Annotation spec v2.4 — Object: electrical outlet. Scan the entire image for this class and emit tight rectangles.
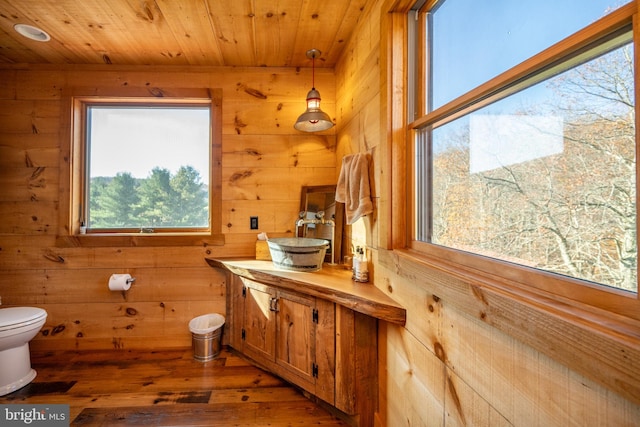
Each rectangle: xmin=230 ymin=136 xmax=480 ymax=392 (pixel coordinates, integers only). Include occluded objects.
xmin=250 ymin=216 xmax=259 ymax=230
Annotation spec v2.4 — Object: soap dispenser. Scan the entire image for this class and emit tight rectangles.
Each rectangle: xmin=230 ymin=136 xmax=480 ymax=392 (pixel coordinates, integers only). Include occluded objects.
xmin=352 ymin=246 xmax=369 ymax=283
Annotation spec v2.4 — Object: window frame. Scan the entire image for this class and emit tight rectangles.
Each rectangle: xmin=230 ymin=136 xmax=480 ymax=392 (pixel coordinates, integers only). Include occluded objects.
xmin=57 ymin=86 xmax=224 ymax=247
xmin=383 ymin=0 xmax=640 ymax=405
xmin=408 ymin=1 xmax=640 ymax=322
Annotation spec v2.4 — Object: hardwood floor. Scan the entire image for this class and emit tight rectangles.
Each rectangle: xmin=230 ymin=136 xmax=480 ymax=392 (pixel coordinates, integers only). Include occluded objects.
xmin=0 ymin=347 xmax=349 ymax=426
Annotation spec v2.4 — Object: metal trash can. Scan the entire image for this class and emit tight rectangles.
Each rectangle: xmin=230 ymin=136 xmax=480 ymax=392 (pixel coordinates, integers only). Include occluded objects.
xmin=189 ymin=313 xmax=225 ymax=362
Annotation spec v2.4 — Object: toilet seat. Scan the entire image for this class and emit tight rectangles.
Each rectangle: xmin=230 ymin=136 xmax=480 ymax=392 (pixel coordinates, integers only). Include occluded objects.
xmin=0 ymin=307 xmax=47 ymax=332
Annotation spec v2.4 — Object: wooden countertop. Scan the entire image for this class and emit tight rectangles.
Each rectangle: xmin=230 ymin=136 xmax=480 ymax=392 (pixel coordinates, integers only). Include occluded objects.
xmin=206 ymin=258 xmax=406 ymax=325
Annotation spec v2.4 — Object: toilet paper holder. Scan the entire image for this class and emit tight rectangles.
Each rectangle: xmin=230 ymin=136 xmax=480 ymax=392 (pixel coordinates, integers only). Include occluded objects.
xmin=108 ymin=274 xmax=136 ymax=291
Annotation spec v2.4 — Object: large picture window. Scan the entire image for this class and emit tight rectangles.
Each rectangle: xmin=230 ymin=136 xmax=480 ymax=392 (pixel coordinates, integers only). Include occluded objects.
xmin=412 ymin=1 xmax=638 ymax=306
xmin=85 ymin=105 xmax=211 ymax=232
xmin=58 ymin=87 xmax=224 ymax=247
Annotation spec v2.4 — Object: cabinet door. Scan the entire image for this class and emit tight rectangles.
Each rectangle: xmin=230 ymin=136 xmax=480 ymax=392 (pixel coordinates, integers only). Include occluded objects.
xmin=275 ymin=289 xmax=316 ymax=384
xmin=242 ymin=279 xmax=277 ymax=362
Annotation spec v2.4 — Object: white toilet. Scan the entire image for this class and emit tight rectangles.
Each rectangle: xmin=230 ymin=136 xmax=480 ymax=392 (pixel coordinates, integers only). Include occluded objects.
xmin=0 ymin=307 xmax=47 ymax=396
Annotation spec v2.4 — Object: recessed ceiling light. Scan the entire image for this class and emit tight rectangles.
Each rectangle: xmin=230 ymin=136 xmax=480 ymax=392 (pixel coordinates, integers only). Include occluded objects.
xmin=14 ymin=24 xmax=51 ymax=42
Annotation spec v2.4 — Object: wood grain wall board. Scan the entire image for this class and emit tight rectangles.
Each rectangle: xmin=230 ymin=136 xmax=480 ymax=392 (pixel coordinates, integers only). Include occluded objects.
xmin=0 ymin=267 xmax=226 ymax=304
xmin=335 ymin=48 xmax=380 ymax=127
xmin=222 ymin=200 xmax=300 ymax=234
xmin=0 ymin=167 xmax=59 ymax=202
xmin=0 ymin=235 xmax=57 ymax=248
xmin=0 ymin=201 xmax=58 ymax=234
xmin=0 ymin=145 xmax=61 ymax=170
xmin=0 ymin=246 xmax=229 ymax=269
xmin=223 ymin=135 xmax=297 ymax=168
xmin=384 ymin=325 xmax=446 ymax=427
xmin=222 ymin=134 xmax=336 ymax=168
xmin=222 ymin=100 xmax=336 ymax=136
xmin=444 ymin=371 xmax=512 ymax=427
xmin=291 ymin=138 xmax=338 ymax=167
xmin=31 ymin=300 xmax=226 ymax=348
xmin=13 ymin=71 xmax=65 ymax=100
xmin=223 ymin=70 xmax=335 ymax=103
xmin=0 ymin=101 xmax=61 ymax=134
xmin=39 ymin=67 xmax=334 ymax=103
xmin=0 ymin=132 xmax=60 ymax=151
xmin=6 ymin=66 xmax=335 ymax=103
xmin=0 ymin=69 xmax=16 ymax=98
xmin=222 ymin=166 xmax=337 ymax=201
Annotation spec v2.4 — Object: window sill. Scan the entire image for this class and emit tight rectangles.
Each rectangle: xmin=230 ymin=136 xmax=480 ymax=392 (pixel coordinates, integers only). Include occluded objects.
xmin=56 ymin=233 xmax=225 ymax=247
xmin=379 ymin=248 xmax=640 ymax=406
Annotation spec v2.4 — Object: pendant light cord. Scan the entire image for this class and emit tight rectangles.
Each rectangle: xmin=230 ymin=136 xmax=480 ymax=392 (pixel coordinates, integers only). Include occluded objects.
xmin=312 ymin=53 xmax=316 ymax=89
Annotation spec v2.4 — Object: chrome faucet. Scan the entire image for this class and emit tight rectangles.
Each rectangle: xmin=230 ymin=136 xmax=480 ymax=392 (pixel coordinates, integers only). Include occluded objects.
xmin=296 ymin=211 xmax=337 ymax=265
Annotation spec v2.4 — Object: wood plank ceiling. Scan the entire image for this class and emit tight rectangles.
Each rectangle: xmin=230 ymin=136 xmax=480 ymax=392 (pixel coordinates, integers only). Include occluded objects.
xmin=0 ymin=0 xmax=370 ymax=68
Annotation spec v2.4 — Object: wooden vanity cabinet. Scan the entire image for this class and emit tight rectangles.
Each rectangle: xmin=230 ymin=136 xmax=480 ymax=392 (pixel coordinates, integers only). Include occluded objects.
xmin=228 ymin=275 xmax=337 ymax=405
xmin=210 ymin=258 xmax=406 ymax=427
xmin=227 ymin=274 xmax=377 ymax=423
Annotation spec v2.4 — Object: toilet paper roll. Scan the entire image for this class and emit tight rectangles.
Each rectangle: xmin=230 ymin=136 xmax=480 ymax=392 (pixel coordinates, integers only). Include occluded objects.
xmin=109 ymin=274 xmax=132 ymax=291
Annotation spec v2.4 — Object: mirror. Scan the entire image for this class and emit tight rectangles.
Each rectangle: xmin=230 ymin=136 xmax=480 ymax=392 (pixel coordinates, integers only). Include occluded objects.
xmin=298 ymin=185 xmax=344 ymax=264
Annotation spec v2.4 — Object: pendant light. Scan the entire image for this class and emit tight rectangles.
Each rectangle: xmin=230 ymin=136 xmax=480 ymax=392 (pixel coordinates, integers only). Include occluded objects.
xmin=294 ymin=49 xmax=334 ymax=132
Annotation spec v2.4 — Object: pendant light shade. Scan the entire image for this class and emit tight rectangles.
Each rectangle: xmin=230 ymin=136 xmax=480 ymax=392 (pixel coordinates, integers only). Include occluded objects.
xmin=294 ymin=49 xmax=334 ymax=132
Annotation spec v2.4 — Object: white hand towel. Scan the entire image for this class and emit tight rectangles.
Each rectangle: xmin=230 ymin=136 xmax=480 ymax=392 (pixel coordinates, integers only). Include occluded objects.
xmin=335 ymin=153 xmax=373 ymax=224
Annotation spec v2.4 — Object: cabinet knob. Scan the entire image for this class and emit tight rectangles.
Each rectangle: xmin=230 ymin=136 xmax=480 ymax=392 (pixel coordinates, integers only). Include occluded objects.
xmin=269 ymin=297 xmax=279 ymax=312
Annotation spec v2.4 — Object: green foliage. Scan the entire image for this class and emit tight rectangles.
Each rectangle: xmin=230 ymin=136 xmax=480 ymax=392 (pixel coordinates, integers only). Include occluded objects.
xmin=89 ymin=166 xmax=208 ymax=229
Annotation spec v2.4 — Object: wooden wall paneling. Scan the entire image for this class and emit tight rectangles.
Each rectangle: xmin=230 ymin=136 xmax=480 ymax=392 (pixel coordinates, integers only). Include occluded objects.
xmin=0 ymin=267 xmax=225 ymax=305
xmin=1 ymin=246 xmax=213 ymax=269
xmin=223 ymin=134 xmax=295 ymax=168
xmin=0 ymin=143 xmax=60 ymax=173
xmin=375 ymin=255 xmax=640 ymax=425
xmin=0 ymin=132 xmax=60 ymax=155
xmin=0 ymin=65 xmax=338 ymax=352
xmin=14 ymin=70 xmax=64 ymax=100
xmin=222 ymin=166 xmax=337 ymax=201
xmin=220 ymin=68 xmax=335 ymax=103
xmin=0 ymin=167 xmax=59 ymax=202
xmin=222 ymin=99 xmax=336 ymax=136
xmin=0 ymin=201 xmax=58 ymax=234
xmin=0 ymin=100 xmax=61 ymax=134
xmin=0 ymin=69 xmax=16 ymax=98
xmin=65 ymin=70 xmax=213 ymax=93
xmin=30 ymin=298 xmax=226 ymax=351
xmin=384 ymin=324 xmax=446 ymax=427
xmin=222 ymin=200 xmax=300 ymax=235
xmin=444 ymin=371 xmax=512 ymax=427
xmin=290 ymin=137 xmax=337 ymax=167
xmin=45 ymin=67 xmax=331 ymax=100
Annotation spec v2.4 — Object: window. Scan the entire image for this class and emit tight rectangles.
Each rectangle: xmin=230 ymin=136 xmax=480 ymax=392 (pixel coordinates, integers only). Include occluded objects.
xmin=411 ymin=1 xmax=638 ymax=315
xmin=86 ymin=105 xmax=210 ymax=232
xmin=59 ymin=87 xmax=223 ymax=246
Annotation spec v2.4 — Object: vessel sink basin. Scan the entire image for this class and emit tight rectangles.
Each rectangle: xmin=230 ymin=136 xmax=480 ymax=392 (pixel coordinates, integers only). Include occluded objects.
xmin=267 ymin=237 xmax=330 ymax=272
